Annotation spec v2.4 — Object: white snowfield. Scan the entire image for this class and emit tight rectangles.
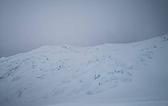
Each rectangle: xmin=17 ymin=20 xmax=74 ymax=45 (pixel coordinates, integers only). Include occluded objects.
xmin=0 ymin=35 xmax=168 ymax=106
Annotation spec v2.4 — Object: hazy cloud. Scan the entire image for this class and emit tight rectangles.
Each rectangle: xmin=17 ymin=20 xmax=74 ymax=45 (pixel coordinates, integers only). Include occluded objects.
xmin=0 ymin=0 xmax=168 ymax=57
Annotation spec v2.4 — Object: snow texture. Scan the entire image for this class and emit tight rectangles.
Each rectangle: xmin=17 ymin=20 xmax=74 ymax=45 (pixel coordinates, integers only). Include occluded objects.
xmin=0 ymin=35 xmax=168 ymax=106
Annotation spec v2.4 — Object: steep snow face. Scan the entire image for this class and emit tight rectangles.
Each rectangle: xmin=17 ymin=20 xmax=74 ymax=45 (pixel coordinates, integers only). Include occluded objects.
xmin=0 ymin=35 xmax=168 ymax=106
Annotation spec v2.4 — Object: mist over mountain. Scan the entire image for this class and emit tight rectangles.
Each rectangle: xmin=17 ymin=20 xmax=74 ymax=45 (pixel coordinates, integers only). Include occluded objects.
xmin=0 ymin=0 xmax=168 ymax=58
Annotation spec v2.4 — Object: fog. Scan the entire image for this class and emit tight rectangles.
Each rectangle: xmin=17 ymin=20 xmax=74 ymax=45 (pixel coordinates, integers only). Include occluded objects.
xmin=0 ymin=0 xmax=168 ymax=57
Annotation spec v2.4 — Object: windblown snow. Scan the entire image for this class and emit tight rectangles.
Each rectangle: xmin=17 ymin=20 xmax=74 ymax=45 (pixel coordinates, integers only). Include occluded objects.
xmin=0 ymin=35 xmax=168 ymax=106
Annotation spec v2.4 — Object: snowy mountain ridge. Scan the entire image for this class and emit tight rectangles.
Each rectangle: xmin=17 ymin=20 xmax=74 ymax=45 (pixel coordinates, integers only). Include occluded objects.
xmin=0 ymin=35 xmax=168 ymax=106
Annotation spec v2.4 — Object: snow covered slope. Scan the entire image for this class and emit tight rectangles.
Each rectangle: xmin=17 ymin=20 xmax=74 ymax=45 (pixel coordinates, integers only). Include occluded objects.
xmin=0 ymin=35 xmax=168 ymax=106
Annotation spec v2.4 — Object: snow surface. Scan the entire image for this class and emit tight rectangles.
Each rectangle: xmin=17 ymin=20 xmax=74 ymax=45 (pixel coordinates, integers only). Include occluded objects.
xmin=0 ymin=35 xmax=168 ymax=106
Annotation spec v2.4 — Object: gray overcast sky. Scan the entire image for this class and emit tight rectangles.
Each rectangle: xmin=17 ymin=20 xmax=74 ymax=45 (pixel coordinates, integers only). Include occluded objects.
xmin=0 ymin=0 xmax=168 ymax=57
